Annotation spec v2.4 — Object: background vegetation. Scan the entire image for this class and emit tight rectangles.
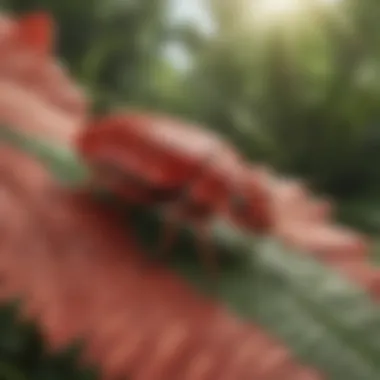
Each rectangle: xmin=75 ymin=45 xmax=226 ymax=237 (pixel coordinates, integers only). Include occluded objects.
xmin=5 ymin=0 xmax=380 ymax=196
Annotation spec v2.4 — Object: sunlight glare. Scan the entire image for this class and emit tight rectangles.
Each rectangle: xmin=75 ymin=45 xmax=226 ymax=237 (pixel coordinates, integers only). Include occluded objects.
xmin=253 ymin=0 xmax=341 ymax=23
xmin=255 ymin=0 xmax=303 ymax=18
xmin=320 ymin=0 xmax=341 ymax=4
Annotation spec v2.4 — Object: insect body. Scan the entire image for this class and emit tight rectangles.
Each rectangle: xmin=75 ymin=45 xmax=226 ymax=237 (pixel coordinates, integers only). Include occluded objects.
xmin=76 ymin=112 xmax=274 ymax=274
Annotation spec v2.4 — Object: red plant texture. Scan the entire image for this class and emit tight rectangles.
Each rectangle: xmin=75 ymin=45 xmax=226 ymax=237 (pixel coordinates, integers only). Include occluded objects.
xmin=0 ymin=144 xmax=324 ymax=380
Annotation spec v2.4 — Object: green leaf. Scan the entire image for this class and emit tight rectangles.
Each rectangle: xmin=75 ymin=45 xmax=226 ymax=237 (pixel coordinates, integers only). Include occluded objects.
xmin=0 ymin=127 xmax=88 ymax=185
xmin=173 ymin=234 xmax=380 ymax=379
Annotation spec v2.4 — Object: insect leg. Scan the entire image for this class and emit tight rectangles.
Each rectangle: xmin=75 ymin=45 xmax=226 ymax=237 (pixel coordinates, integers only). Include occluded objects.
xmin=156 ymin=204 xmax=218 ymax=279
xmin=155 ymin=204 xmax=184 ymax=260
xmin=192 ymin=218 xmax=218 ymax=279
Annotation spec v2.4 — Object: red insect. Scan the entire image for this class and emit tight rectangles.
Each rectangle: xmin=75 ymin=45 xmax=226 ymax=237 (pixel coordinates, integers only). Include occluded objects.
xmin=75 ymin=111 xmax=274 ymax=274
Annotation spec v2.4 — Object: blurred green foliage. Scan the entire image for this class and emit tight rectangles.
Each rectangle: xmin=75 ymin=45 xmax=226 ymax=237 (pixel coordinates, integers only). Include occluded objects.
xmin=182 ymin=0 xmax=380 ymax=200
xmin=0 ymin=300 xmax=97 ymax=380
xmin=4 ymin=0 xmax=380 ymax=200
